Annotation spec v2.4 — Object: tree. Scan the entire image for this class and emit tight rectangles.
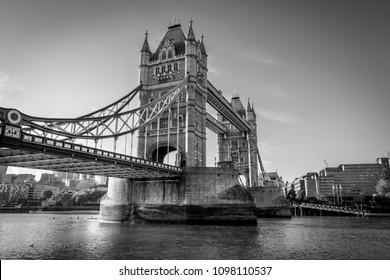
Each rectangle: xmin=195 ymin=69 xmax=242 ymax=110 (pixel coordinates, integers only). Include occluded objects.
xmin=49 ymin=194 xmax=62 ymax=206
xmin=89 ymin=190 xmax=106 ymax=202
xmin=61 ymin=193 xmax=73 ymax=206
xmin=375 ymin=179 xmax=390 ymax=196
xmin=75 ymin=192 xmax=89 ymax=205
xmin=286 ymin=188 xmax=296 ymax=201
xmin=41 ymin=189 xmax=53 ymax=199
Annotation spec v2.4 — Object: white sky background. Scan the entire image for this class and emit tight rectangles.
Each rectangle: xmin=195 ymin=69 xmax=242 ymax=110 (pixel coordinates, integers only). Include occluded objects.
xmin=1 ymin=0 xmax=390 ymax=183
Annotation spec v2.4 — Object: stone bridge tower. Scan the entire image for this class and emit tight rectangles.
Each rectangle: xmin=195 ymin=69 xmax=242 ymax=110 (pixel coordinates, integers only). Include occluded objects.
xmin=217 ymin=95 xmax=259 ymax=186
xmin=137 ymin=17 xmax=208 ymax=167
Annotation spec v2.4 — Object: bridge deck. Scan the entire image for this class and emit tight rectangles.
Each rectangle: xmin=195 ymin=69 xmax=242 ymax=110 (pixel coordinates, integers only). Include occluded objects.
xmin=0 ymin=125 xmax=182 ymax=179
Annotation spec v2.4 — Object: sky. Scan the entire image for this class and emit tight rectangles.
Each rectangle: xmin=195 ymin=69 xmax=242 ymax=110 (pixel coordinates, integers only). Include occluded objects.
xmin=1 ymin=0 xmax=390 ymax=183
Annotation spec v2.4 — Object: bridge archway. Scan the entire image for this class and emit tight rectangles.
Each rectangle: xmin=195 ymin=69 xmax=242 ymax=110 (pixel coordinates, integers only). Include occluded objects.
xmin=147 ymin=142 xmax=182 ymax=166
xmin=163 ymin=150 xmax=181 ymax=165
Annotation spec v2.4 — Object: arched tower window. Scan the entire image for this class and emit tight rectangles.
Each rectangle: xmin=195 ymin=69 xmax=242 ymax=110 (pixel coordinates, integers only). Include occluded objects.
xmin=162 ymin=51 xmax=166 ymax=60
xmin=168 ymin=49 xmax=172 ymax=59
xmin=179 ymin=114 xmax=184 ymax=127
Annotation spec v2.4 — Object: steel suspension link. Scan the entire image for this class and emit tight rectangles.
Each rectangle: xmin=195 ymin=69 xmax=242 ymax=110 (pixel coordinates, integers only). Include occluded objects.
xmin=6 ymin=77 xmax=188 ymax=142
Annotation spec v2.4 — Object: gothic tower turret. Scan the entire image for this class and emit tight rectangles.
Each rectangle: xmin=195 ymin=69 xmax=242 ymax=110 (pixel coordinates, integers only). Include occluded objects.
xmin=199 ymin=34 xmax=208 ymax=82
xmin=246 ymin=99 xmax=258 ymax=186
xmin=139 ymin=31 xmax=151 ymax=84
xmin=246 ymin=99 xmax=257 ymax=132
xmin=185 ymin=19 xmax=197 ymax=76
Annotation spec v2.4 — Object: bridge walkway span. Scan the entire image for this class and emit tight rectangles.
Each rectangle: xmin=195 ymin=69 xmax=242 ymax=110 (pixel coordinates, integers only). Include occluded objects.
xmin=0 ymin=128 xmax=182 ymax=179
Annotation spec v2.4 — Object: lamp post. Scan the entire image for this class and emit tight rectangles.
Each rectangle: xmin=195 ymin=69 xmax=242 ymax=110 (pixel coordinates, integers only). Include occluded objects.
xmin=332 ymin=185 xmax=336 ymax=205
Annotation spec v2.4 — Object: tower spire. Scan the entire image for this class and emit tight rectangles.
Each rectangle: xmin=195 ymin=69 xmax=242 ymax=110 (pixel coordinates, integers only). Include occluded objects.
xmin=169 ymin=14 xmax=181 ymax=27
xmin=141 ymin=30 xmax=151 ymax=53
xmin=200 ymin=33 xmax=207 ymax=55
xmin=187 ymin=18 xmax=196 ymax=41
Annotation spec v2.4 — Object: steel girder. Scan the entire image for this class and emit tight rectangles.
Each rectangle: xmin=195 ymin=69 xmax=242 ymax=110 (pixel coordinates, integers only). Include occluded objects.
xmin=206 ymin=80 xmax=251 ymax=132
xmin=0 ymin=77 xmax=188 ymax=141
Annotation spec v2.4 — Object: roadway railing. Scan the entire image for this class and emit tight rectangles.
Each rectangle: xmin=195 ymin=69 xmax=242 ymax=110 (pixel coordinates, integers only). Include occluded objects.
xmin=0 ymin=123 xmax=182 ymax=173
xmin=21 ymin=132 xmax=182 ymax=171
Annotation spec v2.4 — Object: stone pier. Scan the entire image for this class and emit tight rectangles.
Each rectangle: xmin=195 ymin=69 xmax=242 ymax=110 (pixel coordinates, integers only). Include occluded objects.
xmin=99 ymin=177 xmax=133 ymax=223
xmin=249 ymin=186 xmax=292 ymax=218
xmin=99 ymin=167 xmax=257 ymax=225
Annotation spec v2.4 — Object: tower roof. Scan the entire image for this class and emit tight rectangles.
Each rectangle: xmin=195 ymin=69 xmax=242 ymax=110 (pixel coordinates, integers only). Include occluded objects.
xmin=200 ymin=34 xmax=207 ymax=55
xmin=169 ymin=14 xmax=181 ymax=28
xmin=150 ymin=19 xmax=186 ymax=61
xmin=231 ymin=93 xmax=246 ymax=117
xmin=247 ymin=98 xmax=252 ymax=112
xmin=187 ymin=18 xmax=196 ymax=41
xmin=140 ymin=31 xmax=151 ymax=54
xmin=246 ymin=98 xmax=256 ymax=117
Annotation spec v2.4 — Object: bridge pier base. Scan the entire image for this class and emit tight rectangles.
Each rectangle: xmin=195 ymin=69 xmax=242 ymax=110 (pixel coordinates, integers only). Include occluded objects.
xmin=99 ymin=167 xmax=258 ymax=225
xmin=99 ymin=177 xmax=133 ymax=223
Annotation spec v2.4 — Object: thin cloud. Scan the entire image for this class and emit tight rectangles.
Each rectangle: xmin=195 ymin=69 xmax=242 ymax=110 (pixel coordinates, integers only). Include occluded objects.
xmin=239 ymin=53 xmax=280 ymax=66
xmin=257 ymin=108 xmax=300 ymax=124
xmin=258 ymin=142 xmax=285 ymax=158
xmin=261 ymin=84 xmax=286 ymax=98
xmin=0 ymin=71 xmax=24 ymax=92
xmin=250 ymin=56 xmax=280 ymax=66
xmin=207 ymin=55 xmax=227 ymax=77
xmin=208 ymin=66 xmax=226 ymax=77
xmin=257 ymin=142 xmax=286 ymax=173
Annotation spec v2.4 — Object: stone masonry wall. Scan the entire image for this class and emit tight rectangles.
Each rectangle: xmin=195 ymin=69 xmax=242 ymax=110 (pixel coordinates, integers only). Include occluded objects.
xmin=182 ymin=167 xmax=249 ymax=205
xmin=128 ymin=178 xmax=183 ymax=205
xmin=126 ymin=167 xmax=253 ymax=206
xmin=100 ymin=167 xmax=257 ymax=224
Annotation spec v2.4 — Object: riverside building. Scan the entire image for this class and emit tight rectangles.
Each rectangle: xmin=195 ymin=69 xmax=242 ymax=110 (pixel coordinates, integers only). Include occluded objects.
xmin=317 ymin=157 xmax=389 ymax=202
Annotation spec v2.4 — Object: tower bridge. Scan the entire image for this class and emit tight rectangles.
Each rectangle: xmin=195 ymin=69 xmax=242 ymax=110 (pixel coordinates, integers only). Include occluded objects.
xmin=0 ymin=17 xmax=269 ymax=225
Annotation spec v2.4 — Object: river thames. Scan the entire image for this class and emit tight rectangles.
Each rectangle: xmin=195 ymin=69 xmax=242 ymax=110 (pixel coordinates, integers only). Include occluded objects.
xmin=1 ymin=213 xmax=389 ymax=260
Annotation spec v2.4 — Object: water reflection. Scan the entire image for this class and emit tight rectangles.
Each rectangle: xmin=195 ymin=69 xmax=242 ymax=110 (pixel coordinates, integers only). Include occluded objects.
xmin=1 ymin=214 xmax=390 ymax=259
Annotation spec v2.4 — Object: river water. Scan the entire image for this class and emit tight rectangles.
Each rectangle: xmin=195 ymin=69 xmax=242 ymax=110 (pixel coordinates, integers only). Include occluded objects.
xmin=1 ymin=213 xmax=389 ymax=260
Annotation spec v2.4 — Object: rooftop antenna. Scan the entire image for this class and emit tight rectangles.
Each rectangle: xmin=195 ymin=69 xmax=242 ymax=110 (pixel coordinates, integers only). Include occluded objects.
xmin=324 ymin=160 xmax=329 ymax=167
